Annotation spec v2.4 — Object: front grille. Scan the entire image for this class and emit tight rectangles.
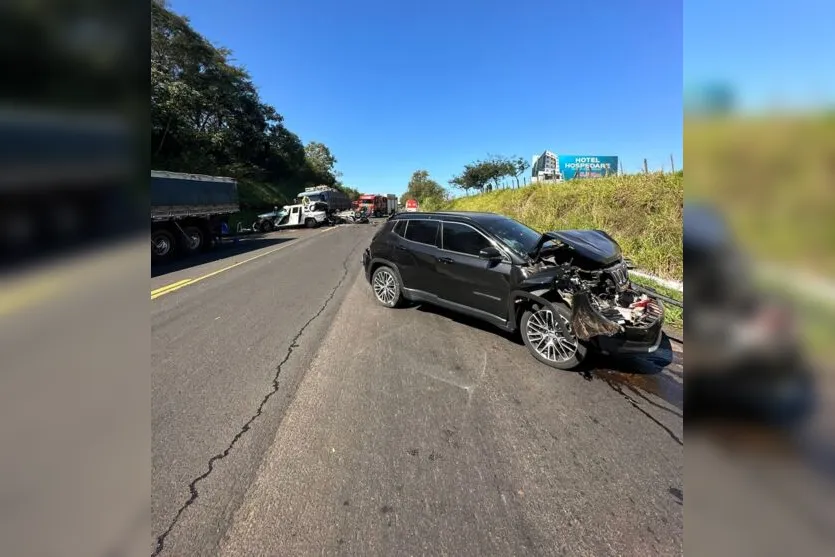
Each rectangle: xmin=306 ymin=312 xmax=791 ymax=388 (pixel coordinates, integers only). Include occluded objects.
xmin=606 ymin=262 xmax=629 ymax=290
xmin=634 ymin=300 xmax=664 ymax=327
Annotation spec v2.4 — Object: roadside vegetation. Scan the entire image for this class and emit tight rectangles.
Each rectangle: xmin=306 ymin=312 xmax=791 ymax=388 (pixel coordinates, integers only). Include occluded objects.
xmin=687 ymin=113 xmax=835 ymax=362
xmin=435 ymin=171 xmax=684 ymax=281
xmin=152 ymin=1 xmax=358 ymax=215
xmin=686 ymin=114 xmax=835 ymax=276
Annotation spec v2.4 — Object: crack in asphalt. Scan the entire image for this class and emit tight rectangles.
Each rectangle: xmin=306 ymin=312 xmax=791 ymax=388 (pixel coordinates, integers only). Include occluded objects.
xmin=152 ymin=237 xmax=362 ymax=557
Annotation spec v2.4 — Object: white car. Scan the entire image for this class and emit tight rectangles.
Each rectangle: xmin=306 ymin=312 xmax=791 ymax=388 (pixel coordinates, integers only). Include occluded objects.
xmin=254 ymin=201 xmax=329 ymax=231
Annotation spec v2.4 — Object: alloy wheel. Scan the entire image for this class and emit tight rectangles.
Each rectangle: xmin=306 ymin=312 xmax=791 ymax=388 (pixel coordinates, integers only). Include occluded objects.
xmin=372 ymin=270 xmax=397 ymax=305
xmin=525 ymin=308 xmax=578 ymax=363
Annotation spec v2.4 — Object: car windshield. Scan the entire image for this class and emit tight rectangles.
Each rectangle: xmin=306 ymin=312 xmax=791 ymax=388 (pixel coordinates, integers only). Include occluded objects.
xmin=480 ymin=216 xmax=541 ymax=257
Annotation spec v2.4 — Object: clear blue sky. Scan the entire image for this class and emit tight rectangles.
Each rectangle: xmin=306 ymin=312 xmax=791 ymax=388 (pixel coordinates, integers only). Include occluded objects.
xmin=169 ymin=0 xmax=682 ymax=196
xmin=685 ymin=0 xmax=835 ymax=111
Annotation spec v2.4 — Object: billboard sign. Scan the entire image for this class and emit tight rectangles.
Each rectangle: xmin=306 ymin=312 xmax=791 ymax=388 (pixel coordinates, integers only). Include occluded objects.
xmin=405 ymin=199 xmax=419 ymax=212
xmin=558 ymin=155 xmax=619 ymax=180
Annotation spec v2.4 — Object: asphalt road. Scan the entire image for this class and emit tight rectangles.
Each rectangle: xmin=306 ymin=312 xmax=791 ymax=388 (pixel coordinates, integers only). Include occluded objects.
xmin=151 ymin=222 xmax=684 ymax=556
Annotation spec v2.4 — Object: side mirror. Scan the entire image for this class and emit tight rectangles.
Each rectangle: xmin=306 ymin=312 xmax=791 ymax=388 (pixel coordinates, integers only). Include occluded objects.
xmin=623 ymin=258 xmax=636 ymax=270
xmin=479 ymin=246 xmax=502 ymax=260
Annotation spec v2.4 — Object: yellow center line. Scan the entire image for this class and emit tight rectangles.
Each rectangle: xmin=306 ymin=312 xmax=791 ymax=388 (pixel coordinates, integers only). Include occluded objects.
xmin=151 ymin=226 xmax=340 ymax=300
xmin=0 ymin=275 xmax=65 ymax=317
xmin=151 ymin=278 xmax=192 ymax=296
xmin=0 ymin=241 xmax=144 ymax=317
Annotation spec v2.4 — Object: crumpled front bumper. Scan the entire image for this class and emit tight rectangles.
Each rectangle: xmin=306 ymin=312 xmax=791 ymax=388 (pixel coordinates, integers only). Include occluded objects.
xmin=569 ymin=291 xmax=665 ymax=355
xmin=595 ymin=314 xmax=665 ymax=355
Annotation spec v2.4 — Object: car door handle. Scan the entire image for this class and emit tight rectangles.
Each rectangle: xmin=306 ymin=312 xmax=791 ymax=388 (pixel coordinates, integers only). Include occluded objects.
xmin=437 ymin=256 xmax=454 ymax=264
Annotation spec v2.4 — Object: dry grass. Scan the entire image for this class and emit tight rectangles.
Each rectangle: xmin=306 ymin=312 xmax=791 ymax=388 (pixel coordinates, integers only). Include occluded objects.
xmin=440 ymin=172 xmax=684 ymax=280
xmin=687 ymin=113 xmax=835 ymax=361
xmin=686 ymin=114 xmax=835 ymax=275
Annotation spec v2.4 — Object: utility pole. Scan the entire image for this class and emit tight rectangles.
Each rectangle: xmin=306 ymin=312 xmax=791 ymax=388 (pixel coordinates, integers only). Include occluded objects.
xmin=670 ymin=154 xmax=675 ymax=173
xmin=643 ymin=159 xmax=649 ymax=174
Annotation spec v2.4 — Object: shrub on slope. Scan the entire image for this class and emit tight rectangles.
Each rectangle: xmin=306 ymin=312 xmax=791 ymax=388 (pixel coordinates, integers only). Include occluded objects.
xmin=444 ymin=172 xmax=683 ymax=280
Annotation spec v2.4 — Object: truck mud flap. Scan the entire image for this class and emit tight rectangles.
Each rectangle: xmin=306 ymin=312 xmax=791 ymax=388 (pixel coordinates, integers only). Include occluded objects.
xmin=570 ymin=291 xmax=621 ymax=341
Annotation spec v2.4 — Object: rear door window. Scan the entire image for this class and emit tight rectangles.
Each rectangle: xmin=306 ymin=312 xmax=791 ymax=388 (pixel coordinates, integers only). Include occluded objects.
xmin=404 ymin=220 xmax=439 ymax=246
xmin=392 ymin=219 xmax=407 ymax=237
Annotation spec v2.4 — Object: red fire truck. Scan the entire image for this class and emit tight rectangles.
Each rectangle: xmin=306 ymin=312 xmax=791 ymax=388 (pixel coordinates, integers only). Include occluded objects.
xmin=355 ymin=194 xmax=388 ymax=217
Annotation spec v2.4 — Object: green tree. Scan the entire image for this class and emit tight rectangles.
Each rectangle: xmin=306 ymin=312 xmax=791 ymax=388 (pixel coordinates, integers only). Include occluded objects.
xmin=151 ymin=1 xmax=342 ymax=210
xmin=482 ymin=155 xmax=517 ymax=191
xmin=401 ymin=170 xmax=446 ymax=205
xmin=450 ymin=163 xmax=488 ymax=195
xmin=304 ymin=141 xmax=338 ymax=183
xmin=511 ymin=156 xmax=530 ymax=188
xmin=450 ymin=156 xmax=516 ymax=194
xmin=335 ymin=184 xmax=361 ymax=201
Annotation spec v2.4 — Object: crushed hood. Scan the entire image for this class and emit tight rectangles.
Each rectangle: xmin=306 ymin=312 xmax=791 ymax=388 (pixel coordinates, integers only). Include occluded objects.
xmin=532 ymin=230 xmax=623 ymax=266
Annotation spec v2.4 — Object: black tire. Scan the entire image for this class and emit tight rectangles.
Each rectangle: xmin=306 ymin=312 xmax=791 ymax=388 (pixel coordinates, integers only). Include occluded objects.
xmin=261 ymin=220 xmax=274 ymax=232
xmin=305 ymin=218 xmax=318 ymax=228
xmin=151 ymin=229 xmax=176 ymax=263
xmin=520 ymin=303 xmax=587 ymax=370
xmin=370 ymin=265 xmax=403 ymax=308
xmin=180 ymin=225 xmax=205 ymax=255
xmin=252 ymin=220 xmax=262 ymax=233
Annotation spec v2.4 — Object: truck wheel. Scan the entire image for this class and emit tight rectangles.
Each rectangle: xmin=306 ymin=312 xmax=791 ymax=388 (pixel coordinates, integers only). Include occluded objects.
xmin=261 ymin=220 xmax=274 ymax=232
xmin=305 ymin=218 xmax=318 ymax=228
xmin=152 ymin=229 xmax=176 ymax=263
xmin=180 ymin=225 xmax=205 ymax=254
xmin=520 ymin=303 xmax=587 ymax=371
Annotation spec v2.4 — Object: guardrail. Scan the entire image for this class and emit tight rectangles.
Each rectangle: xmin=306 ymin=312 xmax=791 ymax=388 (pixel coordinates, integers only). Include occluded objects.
xmin=628 ymin=269 xmax=683 ymax=292
xmin=630 ymin=283 xmax=683 ymax=308
xmin=622 ymin=262 xmax=683 ymax=309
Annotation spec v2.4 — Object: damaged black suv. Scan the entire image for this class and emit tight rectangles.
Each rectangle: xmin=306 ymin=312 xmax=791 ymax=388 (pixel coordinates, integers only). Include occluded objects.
xmin=362 ymin=211 xmax=665 ymax=370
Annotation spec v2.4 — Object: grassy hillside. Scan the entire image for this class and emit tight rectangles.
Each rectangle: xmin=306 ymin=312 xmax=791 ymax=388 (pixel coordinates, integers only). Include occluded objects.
xmin=438 ymin=172 xmax=683 ymax=280
xmin=686 ymin=114 xmax=835 ymax=360
xmin=686 ymin=114 xmax=835 ymax=275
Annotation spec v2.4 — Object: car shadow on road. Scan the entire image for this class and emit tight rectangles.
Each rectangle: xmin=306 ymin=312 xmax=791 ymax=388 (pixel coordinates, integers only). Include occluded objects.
xmin=412 ymin=303 xmax=525 ymax=345
xmin=151 ymin=236 xmax=296 ymax=278
xmin=412 ymin=302 xmax=683 ymax=415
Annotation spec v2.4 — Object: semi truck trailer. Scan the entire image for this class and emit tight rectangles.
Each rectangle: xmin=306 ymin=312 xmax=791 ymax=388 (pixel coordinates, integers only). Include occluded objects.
xmin=296 ymin=185 xmax=352 ymax=211
xmin=0 ymin=107 xmax=137 ymax=266
xmin=386 ymin=194 xmax=397 ymax=215
xmin=151 ymin=170 xmax=239 ymax=263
